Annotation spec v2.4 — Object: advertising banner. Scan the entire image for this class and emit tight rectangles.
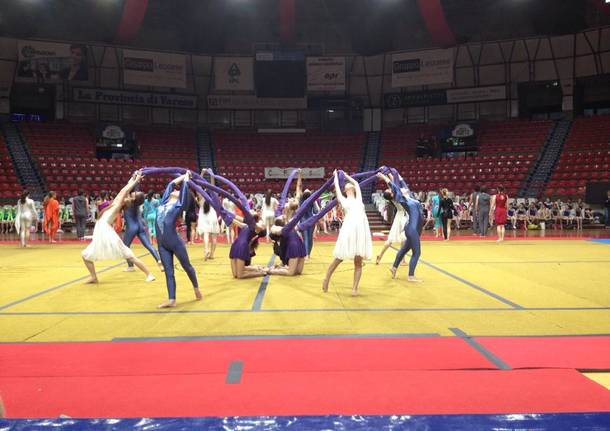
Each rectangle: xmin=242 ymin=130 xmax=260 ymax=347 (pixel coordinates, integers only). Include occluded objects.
xmin=16 ymin=40 xmax=89 ymax=82
xmin=307 ymin=57 xmax=346 ymax=91
xmin=391 ymin=48 xmax=453 ymax=87
xmin=446 ymin=85 xmax=506 ymax=103
xmin=384 ymin=90 xmax=447 ymax=108
xmin=207 ymin=95 xmax=307 ymax=110
xmin=264 ymin=167 xmax=325 ymax=179
xmin=214 ymin=57 xmax=254 ymax=91
xmin=73 ymin=88 xmax=198 ymax=109
xmin=122 ymin=49 xmax=186 ymax=88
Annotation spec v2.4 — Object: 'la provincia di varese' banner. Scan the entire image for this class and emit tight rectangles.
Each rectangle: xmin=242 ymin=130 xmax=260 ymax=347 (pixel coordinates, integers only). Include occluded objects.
xmin=122 ymin=49 xmax=186 ymax=89
xmin=16 ymin=40 xmax=89 ymax=82
xmin=307 ymin=57 xmax=346 ymax=91
xmin=214 ymin=57 xmax=254 ymax=91
xmin=392 ymin=48 xmax=454 ymax=88
xmin=264 ymin=167 xmax=325 ymax=179
xmin=73 ymin=88 xmax=198 ymax=109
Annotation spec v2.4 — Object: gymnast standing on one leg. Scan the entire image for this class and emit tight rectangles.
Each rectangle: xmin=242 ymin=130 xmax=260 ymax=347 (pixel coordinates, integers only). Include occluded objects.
xmin=81 ymin=171 xmax=155 ymax=284
xmin=322 ymin=170 xmax=373 ymax=296
xmin=122 ymin=190 xmax=164 ymax=273
xmin=378 ymin=171 xmax=424 ymax=283
xmin=152 ymin=171 xmax=201 ymax=308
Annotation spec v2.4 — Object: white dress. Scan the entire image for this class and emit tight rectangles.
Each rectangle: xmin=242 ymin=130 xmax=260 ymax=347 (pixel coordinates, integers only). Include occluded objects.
xmin=333 ymin=194 xmax=372 ymax=260
xmin=197 ymin=204 xmax=220 ymax=235
xmin=15 ymin=198 xmax=37 ymax=234
xmin=388 ymin=200 xmax=408 ymax=243
xmin=262 ymin=197 xmax=278 ymax=221
xmin=82 ymin=206 xmax=135 ymax=261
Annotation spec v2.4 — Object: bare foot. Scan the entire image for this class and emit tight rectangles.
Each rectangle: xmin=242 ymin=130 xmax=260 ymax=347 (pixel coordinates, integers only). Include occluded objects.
xmin=145 ymin=274 xmax=156 ymax=282
xmin=158 ymin=300 xmax=176 ymax=308
xmin=389 ymin=267 xmax=397 ymax=279
xmin=85 ymin=277 xmax=98 ymax=284
xmin=375 ymin=255 xmax=381 ymax=265
xmin=204 ymin=252 xmax=210 ymax=261
xmin=194 ymin=288 xmax=202 ymax=301
xmin=322 ymin=278 xmax=330 ymax=292
xmin=123 ymin=267 xmax=136 ymax=272
xmin=157 ymin=261 xmax=165 ymax=272
xmin=351 ymin=289 xmax=359 ymax=297
xmin=407 ymin=276 xmax=423 ymax=283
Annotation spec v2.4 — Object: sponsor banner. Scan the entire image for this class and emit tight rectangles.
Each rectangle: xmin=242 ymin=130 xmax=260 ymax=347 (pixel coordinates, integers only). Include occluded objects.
xmin=446 ymin=85 xmax=506 ymax=104
xmin=265 ymin=167 xmax=325 ymax=180
xmin=384 ymin=90 xmax=447 ymax=109
xmin=73 ymin=88 xmax=198 ymax=109
xmin=207 ymin=95 xmax=307 ymax=110
xmin=391 ymin=49 xmax=453 ymax=88
xmin=307 ymin=57 xmax=346 ymax=91
xmin=122 ymin=49 xmax=186 ymax=88
xmin=16 ymin=40 xmax=89 ymax=82
xmin=214 ymin=57 xmax=254 ymax=91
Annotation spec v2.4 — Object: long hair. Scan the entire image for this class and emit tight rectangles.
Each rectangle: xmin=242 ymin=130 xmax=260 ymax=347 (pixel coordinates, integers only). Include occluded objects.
xmin=440 ymin=188 xmax=449 ymax=199
xmin=43 ymin=191 xmax=55 ymax=206
xmin=19 ymin=190 xmax=29 ymax=205
xmin=146 ymin=190 xmax=154 ymax=201
xmin=265 ymin=189 xmax=272 ymax=207
xmin=203 ymin=200 xmax=210 ymax=214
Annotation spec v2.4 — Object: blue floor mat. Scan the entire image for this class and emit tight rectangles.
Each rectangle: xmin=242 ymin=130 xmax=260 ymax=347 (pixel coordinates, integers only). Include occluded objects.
xmin=2 ymin=413 xmax=610 ymax=430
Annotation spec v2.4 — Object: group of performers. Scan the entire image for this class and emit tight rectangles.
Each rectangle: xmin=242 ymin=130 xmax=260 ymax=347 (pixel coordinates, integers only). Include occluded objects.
xmin=77 ymin=166 xmax=424 ymax=308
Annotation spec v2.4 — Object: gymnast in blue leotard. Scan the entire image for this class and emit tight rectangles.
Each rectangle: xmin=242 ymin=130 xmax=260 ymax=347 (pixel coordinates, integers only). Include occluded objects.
xmin=377 ymin=170 xmax=424 ymax=282
xmin=154 ymin=171 xmax=200 ymax=308
xmin=122 ymin=191 xmax=163 ymax=272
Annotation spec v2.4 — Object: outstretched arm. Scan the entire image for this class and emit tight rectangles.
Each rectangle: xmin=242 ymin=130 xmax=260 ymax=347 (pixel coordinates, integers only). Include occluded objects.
xmin=114 ymin=171 xmax=142 ymax=206
xmin=295 ymin=169 xmax=303 ymax=201
xmin=343 ymin=172 xmax=362 ymax=201
xmin=276 ymin=169 xmax=299 ymax=217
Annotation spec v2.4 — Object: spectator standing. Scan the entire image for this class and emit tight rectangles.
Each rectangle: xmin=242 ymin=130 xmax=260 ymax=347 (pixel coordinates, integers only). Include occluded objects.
xmin=72 ymin=189 xmax=89 ymax=240
xmin=476 ymin=186 xmax=491 ymax=237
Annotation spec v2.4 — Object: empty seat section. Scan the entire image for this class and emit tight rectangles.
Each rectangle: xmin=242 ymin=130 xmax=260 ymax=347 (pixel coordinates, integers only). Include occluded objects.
xmin=546 ymin=115 xmax=610 ymax=198
xmin=0 ymin=135 xmax=20 ymax=199
xmin=213 ymin=131 xmax=365 ymax=193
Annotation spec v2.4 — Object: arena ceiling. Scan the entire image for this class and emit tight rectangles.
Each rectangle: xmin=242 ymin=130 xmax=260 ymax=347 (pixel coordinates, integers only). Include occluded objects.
xmin=0 ymin=0 xmax=608 ymax=55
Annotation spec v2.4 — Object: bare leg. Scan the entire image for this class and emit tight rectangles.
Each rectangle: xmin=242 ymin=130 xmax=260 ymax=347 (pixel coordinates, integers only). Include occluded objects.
xmin=127 ymin=256 xmax=155 ymax=281
xmin=376 ymin=241 xmax=391 ymax=264
xmin=234 ymin=259 xmax=266 ymax=279
xmin=203 ymin=232 xmax=210 ymax=260
xmin=352 ymin=256 xmax=363 ymax=296
xmin=210 ymin=234 xmax=217 ymax=258
xmin=268 ymin=258 xmax=300 ymax=276
xmin=82 ymin=257 xmax=98 ymax=283
xmin=322 ymin=258 xmax=342 ymax=292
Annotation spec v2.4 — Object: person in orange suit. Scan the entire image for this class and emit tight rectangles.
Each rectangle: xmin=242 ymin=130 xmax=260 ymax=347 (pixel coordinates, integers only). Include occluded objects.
xmin=43 ymin=191 xmax=60 ymax=243
xmin=114 ymin=210 xmax=124 ymax=234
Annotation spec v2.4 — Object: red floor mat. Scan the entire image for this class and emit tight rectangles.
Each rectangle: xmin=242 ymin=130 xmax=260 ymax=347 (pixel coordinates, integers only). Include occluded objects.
xmin=476 ymin=336 xmax=610 ymax=370
xmin=0 ymin=337 xmax=495 ymax=378
xmin=2 ymin=369 xmax=610 ymax=418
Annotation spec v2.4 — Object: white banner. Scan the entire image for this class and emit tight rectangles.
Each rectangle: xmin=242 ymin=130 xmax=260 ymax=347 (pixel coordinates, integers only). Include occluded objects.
xmin=307 ymin=57 xmax=345 ymax=91
xmin=16 ymin=40 xmax=89 ymax=82
xmin=207 ymin=95 xmax=307 ymax=110
xmin=264 ymin=167 xmax=325 ymax=179
xmin=73 ymin=88 xmax=197 ymax=109
xmin=446 ymin=85 xmax=506 ymax=104
xmin=392 ymin=49 xmax=453 ymax=88
xmin=214 ymin=57 xmax=254 ymax=91
xmin=122 ymin=49 xmax=186 ymax=88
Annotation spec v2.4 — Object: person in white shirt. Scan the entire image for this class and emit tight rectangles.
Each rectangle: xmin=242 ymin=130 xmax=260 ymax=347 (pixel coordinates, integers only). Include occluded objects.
xmin=15 ymin=190 xmax=38 ymax=248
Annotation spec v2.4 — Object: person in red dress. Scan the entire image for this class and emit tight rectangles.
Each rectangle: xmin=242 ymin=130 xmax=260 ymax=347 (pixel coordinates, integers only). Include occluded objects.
xmin=490 ymin=185 xmax=508 ymax=242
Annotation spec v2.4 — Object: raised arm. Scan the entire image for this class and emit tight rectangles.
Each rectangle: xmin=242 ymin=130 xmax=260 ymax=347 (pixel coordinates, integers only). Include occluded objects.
xmin=276 ymin=169 xmax=299 ymax=217
xmin=295 ymin=168 xmax=303 ymax=201
xmin=114 ymin=171 xmax=142 ymax=205
xmin=343 ymin=172 xmax=362 ymax=201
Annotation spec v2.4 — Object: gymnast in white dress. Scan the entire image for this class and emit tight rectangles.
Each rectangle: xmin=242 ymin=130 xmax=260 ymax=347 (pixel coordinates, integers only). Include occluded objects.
xmin=322 ymin=170 xmax=372 ymax=296
xmin=81 ymin=171 xmax=156 ymax=284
